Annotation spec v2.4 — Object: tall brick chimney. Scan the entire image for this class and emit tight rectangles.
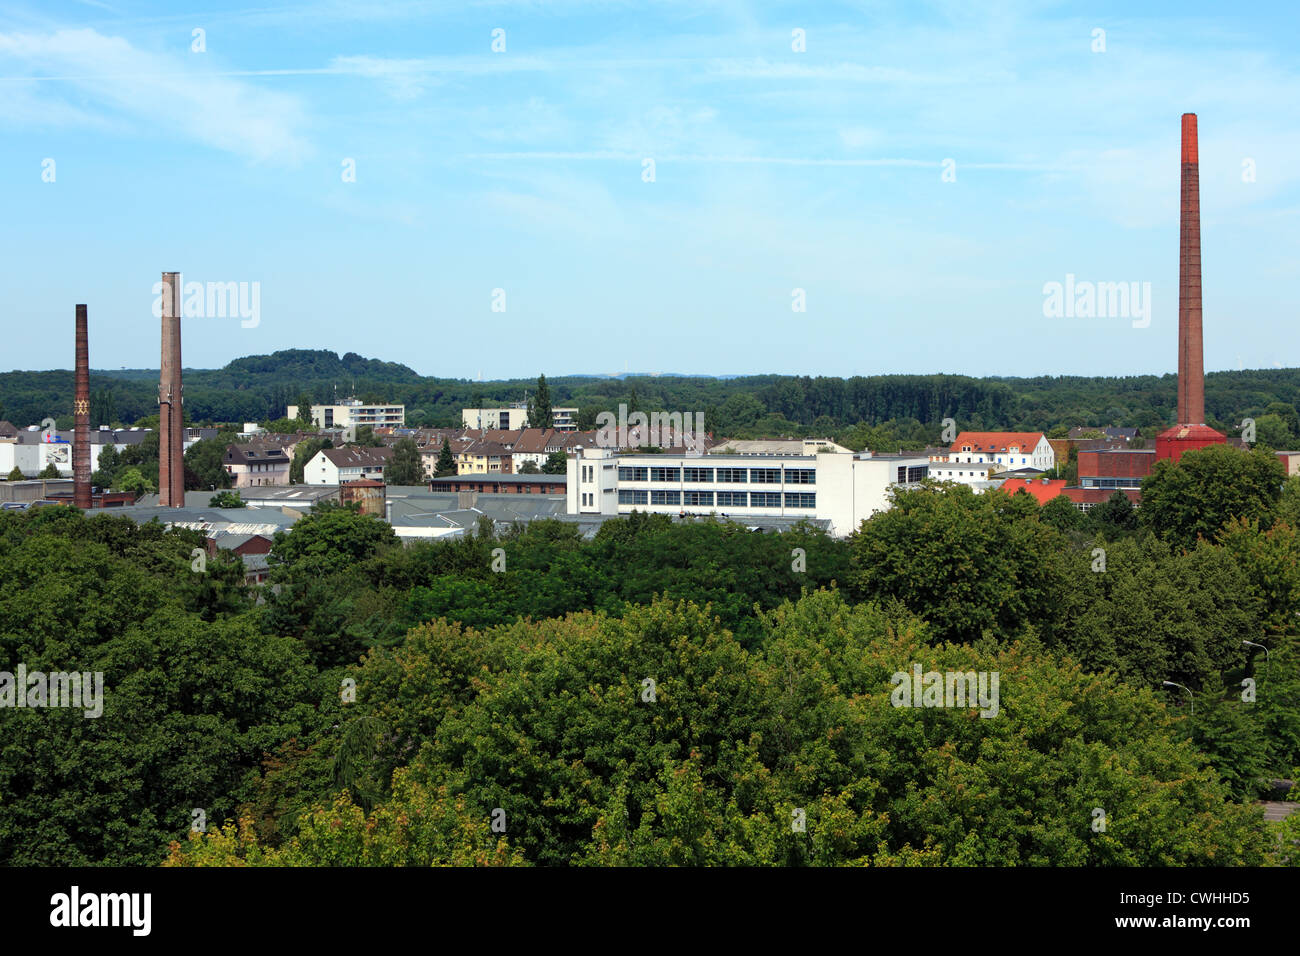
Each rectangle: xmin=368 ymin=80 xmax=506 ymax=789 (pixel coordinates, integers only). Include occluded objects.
xmin=1156 ymin=113 xmax=1225 ymax=462
xmin=1177 ymin=112 xmax=1204 ymax=425
xmin=74 ymin=304 xmax=91 ymax=509
xmin=158 ymin=272 xmax=185 ymax=506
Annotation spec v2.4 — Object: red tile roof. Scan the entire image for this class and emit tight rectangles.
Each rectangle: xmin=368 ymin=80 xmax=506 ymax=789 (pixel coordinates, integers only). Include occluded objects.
xmin=999 ymin=477 xmax=1068 ymax=504
xmin=950 ymin=431 xmax=1045 ymax=454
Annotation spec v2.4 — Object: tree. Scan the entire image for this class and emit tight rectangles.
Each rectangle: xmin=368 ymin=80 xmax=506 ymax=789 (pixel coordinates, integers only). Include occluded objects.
xmin=6 ymin=466 xmax=22 ymax=481
xmin=209 ymin=491 xmax=246 ymax=508
xmin=38 ymin=462 xmax=60 ymax=479
xmin=1141 ymin=445 xmax=1287 ymax=550
xmin=184 ymin=439 xmax=232 ymax=491
xmin=115 ymin=467 xmax=155 ymax=495
xmin=386 ymin=437 xmax=424 ymax=485
xmin=527 ymin=374 xmax=553 ymax=430
xmin=851 ymin=484 xmax=1073 ymax=645
xmin=541 ymin=451 xmax=567 ymax=475
xmin=268 ymin=507 xmax=398 ymax=579
xmin=91 ymin=443 xmax=121 ymax=488
xmin=295 ymin=393 xmax=313 ymax=427
xmin=1040 ymin=493 xmax=1086 ymax=532
xmin=354 ymin=426 xmax=385 ymax=448
xmin=518 ymin=460 xmax=540 ymax=474
xmin=1089 ymin=490 xmax=1138 ymax=535
xmin=260 ymin=417 xmax=300 ymax=435
xmin=434 ymin=437 xmax=457 ymax=478
xmin=1254 ymin=414 xmax=1294 ymax=448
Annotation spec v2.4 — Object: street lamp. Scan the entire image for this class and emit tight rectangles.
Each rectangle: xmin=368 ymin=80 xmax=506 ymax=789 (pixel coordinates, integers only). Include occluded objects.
xmin=1162 ymin=680 xmax=1194 ymax=716
xmin=1243 ymin=640 xmax=1270 ymax=686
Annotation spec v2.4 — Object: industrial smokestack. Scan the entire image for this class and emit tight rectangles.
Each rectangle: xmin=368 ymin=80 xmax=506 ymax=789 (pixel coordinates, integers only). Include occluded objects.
xmin=74 ymin=304 xmax=91 ymax=509
xmin=158 ymin=272 xmax=185 ymax=507
xmin=1177 ymin=112 xmax=1204 ymax=425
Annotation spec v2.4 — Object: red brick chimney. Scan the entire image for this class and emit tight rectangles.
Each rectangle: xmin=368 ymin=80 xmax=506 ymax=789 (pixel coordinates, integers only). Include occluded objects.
xmin=158 ymin=272 xmax=185 ymax=506
xmin=1177 ymin=113 xmax=1204 ymax=425
xmin=1156 ymin=113 xmax=1225 ymax=462
xmin=74 ymin=304 xmax=91 ymax=509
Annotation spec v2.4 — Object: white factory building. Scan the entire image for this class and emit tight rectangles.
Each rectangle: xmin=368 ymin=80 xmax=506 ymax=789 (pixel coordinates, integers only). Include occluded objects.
xmin=566 ymin=445 xmax=929 ymax=537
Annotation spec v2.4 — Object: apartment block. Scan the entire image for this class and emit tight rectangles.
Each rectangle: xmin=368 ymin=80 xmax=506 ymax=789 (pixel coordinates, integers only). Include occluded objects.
xmin=462 ymin=404 xmax=579 ymax=432
xmin=288 ymin=400 xmax=405 ymax=429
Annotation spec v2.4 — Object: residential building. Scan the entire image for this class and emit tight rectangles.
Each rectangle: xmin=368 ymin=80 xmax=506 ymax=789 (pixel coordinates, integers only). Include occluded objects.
xmin=223 ymin=442 xmax=292 ymax=487
xmin=305 ymin=446 xmax=392 ymax=485
xmin=456 ymin=440 xmax=514 ymax=475
xmin=947 ymin=431 xmax=1055 ymax=471
xmin=567 ymin=445 xmax=929 ymax=537
xmin=288 ymin=399 xmax=405 ymax=429
xmin=461 ymin=404 xmax=579 ymax=432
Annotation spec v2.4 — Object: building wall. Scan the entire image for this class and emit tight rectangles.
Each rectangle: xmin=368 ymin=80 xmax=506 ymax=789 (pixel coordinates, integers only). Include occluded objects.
xmin=567 ymin=447 xmax=927 ymax=537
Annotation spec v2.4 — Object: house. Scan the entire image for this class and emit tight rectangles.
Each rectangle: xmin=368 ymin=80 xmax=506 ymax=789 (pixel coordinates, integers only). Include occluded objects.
xmin=947 ymin=432 xmax=1055 ymax=472
xmin=305 ymin=446 xmax=392 ymax=485
xmin=223 ymin=442 xmax=292 ymax=487
xmin=511 ymin=428 xmax=565 ymax=471
xmin=456 ymin=440 xmax=514 ymax=475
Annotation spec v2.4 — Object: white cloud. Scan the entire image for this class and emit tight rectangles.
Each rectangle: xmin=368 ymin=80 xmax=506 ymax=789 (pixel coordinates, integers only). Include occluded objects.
xmin=0 ymin=28 xmax=312 ymax=164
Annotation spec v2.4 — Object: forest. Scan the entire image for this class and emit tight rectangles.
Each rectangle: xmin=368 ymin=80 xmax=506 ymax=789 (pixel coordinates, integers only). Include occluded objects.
xmin=2 ymin=349 xmax=1298 ymax=449
xmin=1 ymin=444 xmax=1298 ymax=866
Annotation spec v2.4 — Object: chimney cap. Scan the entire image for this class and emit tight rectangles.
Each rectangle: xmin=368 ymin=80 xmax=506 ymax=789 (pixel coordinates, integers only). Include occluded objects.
xmin=1181 ymin=113 xmax=1198 ymax=164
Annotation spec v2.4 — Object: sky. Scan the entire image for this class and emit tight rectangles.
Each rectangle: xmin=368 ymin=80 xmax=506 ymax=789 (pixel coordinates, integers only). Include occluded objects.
xmin=1 ymin=0 xmax=1297 ymax=380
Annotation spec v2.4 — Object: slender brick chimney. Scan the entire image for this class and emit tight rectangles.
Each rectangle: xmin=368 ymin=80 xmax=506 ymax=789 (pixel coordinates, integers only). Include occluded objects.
xmin=158 ymin=272 xmax=185 ymax=507
xmin=1156 ymin=113 xmax=1225 ymax=462
xmin=1177 ymin=112 xmax=1204 ymax=425
xmin=74 ymin=304 xmax=91 ymax=509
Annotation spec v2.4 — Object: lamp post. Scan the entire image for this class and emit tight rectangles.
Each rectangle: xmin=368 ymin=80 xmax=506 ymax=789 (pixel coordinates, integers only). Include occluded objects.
xmin=1162 ymin=680 xmax=1194 ymax=716
xmin=1243 ymin=640 xmax=1270 ymax=687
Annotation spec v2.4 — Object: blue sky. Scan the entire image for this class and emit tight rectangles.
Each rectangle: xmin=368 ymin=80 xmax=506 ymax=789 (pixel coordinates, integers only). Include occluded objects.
xmin=2 ymin=0 xmax=1297 ymax=379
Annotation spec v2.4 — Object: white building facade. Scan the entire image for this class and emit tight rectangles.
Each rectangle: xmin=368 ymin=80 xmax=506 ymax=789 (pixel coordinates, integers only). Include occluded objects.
xmin=289 ymin=400 xmax=405 ymax=430
xmin=567 ymin=446 xmax=929 ymax=537
xmin=947 ymin=432 xmax=1055 ymax=471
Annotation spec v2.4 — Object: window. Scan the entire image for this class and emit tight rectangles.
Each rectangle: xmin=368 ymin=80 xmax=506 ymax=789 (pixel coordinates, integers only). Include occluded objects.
xmin=650 ymin=467 xmax=680 ymax=483
xmin=717 ymin=491 xmax=747 ymax=507
xmin=619 ymin=489 xmax=648 ymax=505
xmin=785 ymin=468 xmax=815 ymax=485
xmin=683 ymin=491 xmax=713 ymax=507
xmin=750 ymin=492 xmax=781 ymax=508
xmin=750 ymin=468 xmax=781 ymax=484
xmin=784 ymin=492 xmax=815 ymax=508
xmin=683 ymin=467 xmax=714 ymax=483
xmin=650 ymin=489 xmax=680 ymax=505
xmin=906 ymin=465 xmax=927 ymax=483
xmin=618 ymin=466 xmax=648 ymax=481
xmin=716 ymin=467 xmax=747 ymax=483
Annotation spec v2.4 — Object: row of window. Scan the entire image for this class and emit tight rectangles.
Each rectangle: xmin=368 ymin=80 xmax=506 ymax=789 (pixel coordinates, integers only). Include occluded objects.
xmin=617 ymin=490 xmax=816 ymax=509
xmin=895 ymin=466 xmax=929 ymax=483
xmin=615 ymin=466 xmax=815 ymax=484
